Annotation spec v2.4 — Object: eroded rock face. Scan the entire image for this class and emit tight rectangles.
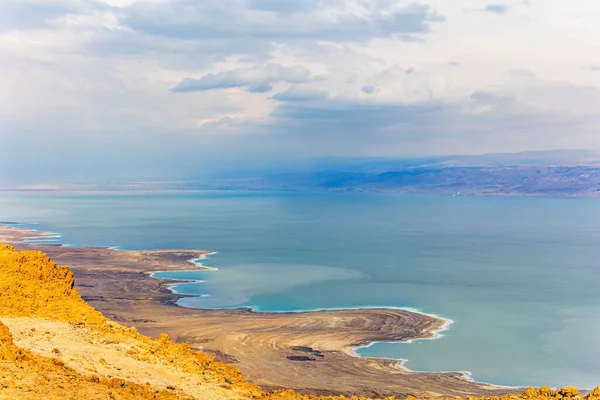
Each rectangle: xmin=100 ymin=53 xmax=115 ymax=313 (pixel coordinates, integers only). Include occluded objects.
xmin=0 ymin=243 xmax=599 ymax=400
xmin=0 ymin=244 xmax=103 ymax=323
xmin=588 ymin=387 xmax=600 ymax=399
xmin=521 ymin=387 xmax=538 ymax=398
xmin=0 ymin=321 xmax=19 ymax=361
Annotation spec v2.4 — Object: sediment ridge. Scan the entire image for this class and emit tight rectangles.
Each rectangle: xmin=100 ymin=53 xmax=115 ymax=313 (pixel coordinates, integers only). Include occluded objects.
xmin=1 ymin=223 xmax=599 ymax=399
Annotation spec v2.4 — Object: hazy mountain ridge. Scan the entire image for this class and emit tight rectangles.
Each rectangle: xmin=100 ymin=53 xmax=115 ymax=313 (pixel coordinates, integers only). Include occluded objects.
xmin=254 ymin=165 xmax=600 ymax=196
xmin=223 ymin=151 xmax=600 ymax=196
xmin=5 ymin=151 xmax=600 ymax=197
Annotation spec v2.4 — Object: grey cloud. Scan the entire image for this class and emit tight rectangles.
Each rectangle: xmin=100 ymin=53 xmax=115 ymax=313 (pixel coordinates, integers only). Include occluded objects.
xmin=0 ymin=0 xmax=100 ymax=31
xmin=247 ymin=0 xmax=321 ymax=14
xmin=467 ymin=90 xmax=516 ymax=110
xmin=86 ymin=30 xmax=274 ymax=69
xmin=121 ymin=1 xmax=444 ymax=42
xmin=587 ymin=66 xmax=600 ymax=72
xmin=361 ymin=85 xmax=378 ymax=94
xmin=78 ymin=1 xmax=443 ymax=70
xmin=269 ymin=99 xmax=443 ymax=126
xmin=243 ymin=90 xmax=600 ymax=156
xmin=272 ymin=88 xmax=328 ymax=102
xmin=89 ymin=29 xmax=267 ymax=57
xmin=171 ymin=64 xmax=311 ymax=92
xmin=265 ymin=82 xmax=600 ymax=144
xmin=247 ymin=83 xmax=273 ymax=93
xmin=484 ymin=4 xmax=509 ymax=14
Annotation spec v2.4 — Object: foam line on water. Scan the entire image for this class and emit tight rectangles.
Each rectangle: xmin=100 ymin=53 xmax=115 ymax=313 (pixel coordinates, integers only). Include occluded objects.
xmin=150 ymin=252 xmax=218 ymax=297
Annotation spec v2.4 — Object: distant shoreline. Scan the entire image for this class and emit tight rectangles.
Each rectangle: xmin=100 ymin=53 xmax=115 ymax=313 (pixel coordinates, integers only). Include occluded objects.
xmin=3 ymin=184 xmax=600 ymax=199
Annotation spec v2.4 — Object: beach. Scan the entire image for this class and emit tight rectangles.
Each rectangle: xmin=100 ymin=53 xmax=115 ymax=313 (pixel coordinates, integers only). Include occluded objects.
xmin=0 ymin=223 xmax=508 ymax=398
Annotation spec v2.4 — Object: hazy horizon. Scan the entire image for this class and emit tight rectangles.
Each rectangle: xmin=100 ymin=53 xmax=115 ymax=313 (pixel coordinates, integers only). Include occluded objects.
xmin=2 ymin=1 xmax=600 ymax=183
xmin=3 ymin=149 xmax=600 ymax=187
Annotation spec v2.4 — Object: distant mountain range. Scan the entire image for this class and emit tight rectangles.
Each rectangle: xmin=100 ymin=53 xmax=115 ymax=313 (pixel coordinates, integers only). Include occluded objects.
xmin=247 ymin=165 xmax=600 ymax=197
xmin=214 ymin=150 xmax=600 ymax=197
xmin=7 ymin=150 xmax=600 ymax=197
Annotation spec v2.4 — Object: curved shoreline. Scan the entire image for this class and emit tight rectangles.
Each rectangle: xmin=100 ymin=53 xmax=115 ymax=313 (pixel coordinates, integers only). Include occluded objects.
xmin=150 ymin=252 xmax=456 ymax=356
xmin=146 ymin=254 xmax=498 ymax=389
xmin=0 ymin=222 xmax=512 ymax=397
xmin=154 ymin=273 xmax=515 ymax=391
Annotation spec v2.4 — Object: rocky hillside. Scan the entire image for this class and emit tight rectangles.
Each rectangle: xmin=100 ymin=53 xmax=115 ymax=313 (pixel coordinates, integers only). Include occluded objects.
xmin=0 ymin=243 xmax=599 ymax=400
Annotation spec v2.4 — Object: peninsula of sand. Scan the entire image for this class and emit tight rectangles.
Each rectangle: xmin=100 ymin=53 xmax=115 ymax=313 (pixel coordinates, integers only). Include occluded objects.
xmin=1 ymin=222 xmax=599 ymax=399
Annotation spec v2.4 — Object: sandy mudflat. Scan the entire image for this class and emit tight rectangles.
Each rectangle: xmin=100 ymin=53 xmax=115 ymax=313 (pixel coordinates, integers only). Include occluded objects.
xmin=0 ymin=223 xmax=51 ymax=243
xmin=1 ymin=224 xmax=510 ymax=398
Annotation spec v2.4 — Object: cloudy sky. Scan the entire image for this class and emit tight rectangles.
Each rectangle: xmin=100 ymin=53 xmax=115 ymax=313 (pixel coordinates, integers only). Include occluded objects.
xmin=2 ymin=0 xmax=600 ymax=182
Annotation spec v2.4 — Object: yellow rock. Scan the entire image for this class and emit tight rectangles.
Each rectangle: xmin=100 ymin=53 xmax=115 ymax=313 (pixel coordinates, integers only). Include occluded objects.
xmin=540 ymin=386 xmax=554 ymax=396
xmin=557 ymin=387 xmax=579 ymax=398
xmin=587 ymin=387 xmax=600 ymax=399
xmin=523 ymin=387 xmax=540 ymax=398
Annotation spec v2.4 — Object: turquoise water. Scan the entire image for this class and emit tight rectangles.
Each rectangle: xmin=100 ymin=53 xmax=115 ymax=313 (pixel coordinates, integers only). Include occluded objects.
xmin=1 ymin=190 xmax=600 ymax=387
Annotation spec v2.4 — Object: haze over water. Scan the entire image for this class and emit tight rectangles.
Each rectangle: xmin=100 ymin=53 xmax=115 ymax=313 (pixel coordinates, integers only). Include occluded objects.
xmin=1 ymin=190 xmax=600 ymax=388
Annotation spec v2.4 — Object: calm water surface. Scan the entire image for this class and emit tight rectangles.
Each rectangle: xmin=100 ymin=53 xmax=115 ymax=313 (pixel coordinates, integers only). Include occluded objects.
xmin=1 ymin=190 xmax=599 ymax=387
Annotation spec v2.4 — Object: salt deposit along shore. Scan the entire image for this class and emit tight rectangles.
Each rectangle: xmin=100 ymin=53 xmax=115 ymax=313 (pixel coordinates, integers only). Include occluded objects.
xmin=0 ymin=223 xmax=510 ymax=398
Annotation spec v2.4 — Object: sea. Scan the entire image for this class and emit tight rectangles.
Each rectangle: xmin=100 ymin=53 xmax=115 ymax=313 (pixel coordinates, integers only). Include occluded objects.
xmin=1 ymin=190 xmax=599 ymax=388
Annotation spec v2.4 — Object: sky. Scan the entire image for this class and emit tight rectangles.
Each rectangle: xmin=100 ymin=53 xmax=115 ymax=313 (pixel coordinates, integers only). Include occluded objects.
xmin=1 ymin=0 xmax=600 ymax=182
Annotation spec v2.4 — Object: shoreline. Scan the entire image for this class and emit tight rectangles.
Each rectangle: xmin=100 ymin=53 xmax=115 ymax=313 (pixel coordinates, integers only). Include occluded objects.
xmin=149 ymin=254 xmax=467 ymax=377
xmin=149 ymin=252 xmax=219 ymax=297
xmin=156 ymin=270 xmax=500 ymax=389
xmin=0 ymin=222 xmax=512 ymax=398
xmin=4 ymin=187 xmax=600 ymax=199
xmin=145 ymin=250 xmax=488 ymax=386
